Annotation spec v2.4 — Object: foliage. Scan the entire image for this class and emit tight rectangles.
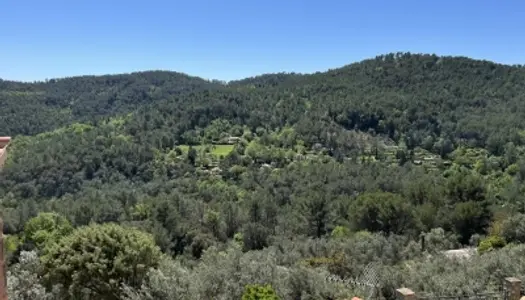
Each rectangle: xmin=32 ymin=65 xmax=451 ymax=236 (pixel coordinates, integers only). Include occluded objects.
xmin=478 ymin=235 xmax=506 ymax=254
xmin=386 ymin=244 xmax=525 ymax=294
xmin=4 ymin=234 xmax=21 ymax=254
xmin=351 ymin=192 xmax=416 ymax=235
xmin=500 ymin=213 xmax=525 ymax=244
xmin=242 ymin=284 xmax=280 ymax=300
xmin=23 ymin=212 xmax=73 ymax=251
xmin=7 ymin=251 xmax=55 ymax=300
xmin=331 ymin=225 xmax=351 ymax=239
xmin=3 ymin=53 xmax=525 ymax=299
xmin=422 ymin=228 xmax=460 ymax=253
xmin=451 ymin=201 xmax=492 ymax=244
xmin=121 ymin=257 xmax=192 ymax=300
xmin=41 ymin=223 xmax=162 ymax=300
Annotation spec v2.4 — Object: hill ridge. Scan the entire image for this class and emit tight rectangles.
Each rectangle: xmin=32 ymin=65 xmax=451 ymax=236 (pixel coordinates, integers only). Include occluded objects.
xmin=3 ymin=52 xmax=524 ymax=84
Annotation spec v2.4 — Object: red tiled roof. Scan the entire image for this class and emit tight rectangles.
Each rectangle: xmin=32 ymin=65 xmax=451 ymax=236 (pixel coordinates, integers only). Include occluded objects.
xmin=0 ymin=137 xmax=10 ymax=149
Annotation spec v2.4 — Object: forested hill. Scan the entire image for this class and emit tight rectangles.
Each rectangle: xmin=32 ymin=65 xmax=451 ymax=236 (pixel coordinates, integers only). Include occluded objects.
xmin=0 ymin=70 xmax=220 ymax=135
xmin=229 ymin=53 xmax=525 ymax=151
xmin=4 ymin=53 xmax=525 ymax=299
xmin=3 ymin=53 xmax=525 ymax=148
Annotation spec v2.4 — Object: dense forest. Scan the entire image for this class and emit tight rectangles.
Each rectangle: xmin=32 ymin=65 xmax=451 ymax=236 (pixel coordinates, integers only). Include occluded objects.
xmin=3 ymin=52 xmax=525 ymax=300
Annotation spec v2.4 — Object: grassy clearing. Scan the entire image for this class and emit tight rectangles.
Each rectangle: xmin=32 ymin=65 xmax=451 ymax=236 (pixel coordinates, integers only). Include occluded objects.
xmin=177 ymin=144 xmax=234 ymax=157
xmin=211 ymin=145 xmax=235 ymax=156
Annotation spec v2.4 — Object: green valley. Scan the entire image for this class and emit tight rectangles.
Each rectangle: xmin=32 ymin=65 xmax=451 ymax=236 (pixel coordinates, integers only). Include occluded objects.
xmin=3 ymin=53 xmax=525 ymax=299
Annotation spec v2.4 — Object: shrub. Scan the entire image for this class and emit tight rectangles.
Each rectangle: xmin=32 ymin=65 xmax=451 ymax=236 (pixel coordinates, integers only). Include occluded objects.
xmin=331 ymin=226 xmax=351 ymax=239
xmin=41 ymin=223 xmax=162 ymax=300
xmin=242 ymin=284 xmax=280 ymax=300
xmin=23 ymin=212 xmax=73 ymax=251
xmin=477 ymin=235 xmax=506 ymax=254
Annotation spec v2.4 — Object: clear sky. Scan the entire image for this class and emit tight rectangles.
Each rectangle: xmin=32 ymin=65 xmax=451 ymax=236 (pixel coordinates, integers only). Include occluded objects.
xmin=1 ymin=0 xmax=524 ymax=82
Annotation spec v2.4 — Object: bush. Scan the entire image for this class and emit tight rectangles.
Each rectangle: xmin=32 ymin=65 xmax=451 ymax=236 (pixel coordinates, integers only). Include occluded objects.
xmin=331 ymin=226 xmax=350 ymax=239
xmin=242 ymin=284 xmax=280 ymax=300
xmin=41 ymin=223 xmax=162 ymax=300
xmin=477 ymin=235 xmax=506 ymax=254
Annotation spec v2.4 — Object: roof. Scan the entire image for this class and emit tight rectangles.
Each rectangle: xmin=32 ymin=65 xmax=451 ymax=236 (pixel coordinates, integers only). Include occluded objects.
xmin=0 ymin=137 xmax=10 ymax=149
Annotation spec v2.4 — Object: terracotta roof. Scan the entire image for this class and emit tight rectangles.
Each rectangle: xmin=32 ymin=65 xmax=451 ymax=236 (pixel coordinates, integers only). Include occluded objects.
xmin=0 ymin=137 xmax=10 ymax=149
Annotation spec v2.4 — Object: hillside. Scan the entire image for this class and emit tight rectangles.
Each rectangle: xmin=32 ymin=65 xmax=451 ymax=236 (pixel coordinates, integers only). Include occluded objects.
xmin=0 ymin=71 xmax=220 ymax=136
xmin=3 ymin=53 xmax=525 ymax=300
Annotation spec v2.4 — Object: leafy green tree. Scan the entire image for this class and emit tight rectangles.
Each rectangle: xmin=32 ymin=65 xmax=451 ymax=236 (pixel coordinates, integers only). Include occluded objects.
xmin=23 ymin=212 xmax=73 ymax=251
xmin=446 ymin=170 xmax=486 ymax=204
xmin=500 ymin=213 xmax=525 ymax=243
xmin=451 ymin=201 xmax=491 ymax=244
xmin=300 ymin=191 xmax=334 ymax=238
xmin=242 ymin=222 xmax=269 ymax=251
xmin=486 ymin=134 xmax=505 ymax=156
xmin=433 ymin=138 xmax=454 ymax=158
xmin=41 ymin=223 xmax=162 ymax=300
xmin=351 ymin=192 xmax=416 ymax=235
xmin=395 ymin=148 xmax=408 ymax=165
xmin=504 ymin=142 xmax=518 ymax=167
xmin=187 ymin=146 xmax=197 ymax=165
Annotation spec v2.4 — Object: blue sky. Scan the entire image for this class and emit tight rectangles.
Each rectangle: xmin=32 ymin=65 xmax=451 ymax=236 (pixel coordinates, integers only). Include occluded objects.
xmin=1 ymin=0 xmax=524 ymax=82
